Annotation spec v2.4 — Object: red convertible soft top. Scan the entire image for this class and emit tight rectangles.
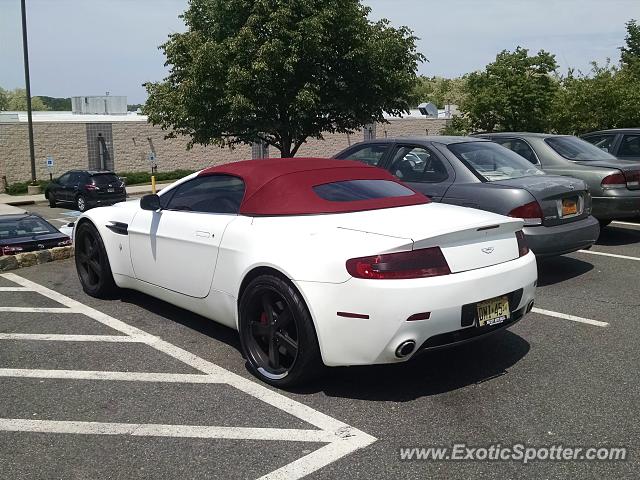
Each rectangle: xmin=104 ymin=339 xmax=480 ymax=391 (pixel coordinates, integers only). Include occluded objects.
xmin=198 ymin=158 xmax=429 ymax=216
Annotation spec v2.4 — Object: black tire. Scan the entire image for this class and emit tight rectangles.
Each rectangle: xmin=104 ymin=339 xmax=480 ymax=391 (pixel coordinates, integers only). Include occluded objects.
xmin=76 ymin=194 xmax=88 ymax=212
xmin=74 ymin=221 xmax=118 ymax=298
xmin=599 ymin=219 xmax=612 ymax=228
xmin=48 ymin=193 xmax=57 ymax=208
xmin=239 ymin=274 xmax=323 ymax=387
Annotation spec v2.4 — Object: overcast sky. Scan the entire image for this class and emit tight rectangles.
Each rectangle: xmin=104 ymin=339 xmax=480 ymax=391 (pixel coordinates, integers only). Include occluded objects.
xmin=1 ymin=0 xmax=638 ymax=103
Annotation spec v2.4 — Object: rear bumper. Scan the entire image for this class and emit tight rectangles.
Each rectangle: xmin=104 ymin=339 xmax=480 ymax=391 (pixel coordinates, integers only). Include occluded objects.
xmin=295 ymin=252 xmax=537 ymax=367
xmin=592 ymin=196 xmax=640 ymax=220
xmin=87 ymin=194 xmax=127 ymax=207
xmin=524 ymin=215 xmax=600 ymax=257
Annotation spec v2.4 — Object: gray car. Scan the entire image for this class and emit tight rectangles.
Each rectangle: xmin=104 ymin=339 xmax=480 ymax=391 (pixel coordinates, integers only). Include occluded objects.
xmin=476 ymin=133 xmax=640 ymax=226
xmin=581 ymin=128 xmax=640 ymax=161
xmin=334 ymin=137 xmax=600 ymax=257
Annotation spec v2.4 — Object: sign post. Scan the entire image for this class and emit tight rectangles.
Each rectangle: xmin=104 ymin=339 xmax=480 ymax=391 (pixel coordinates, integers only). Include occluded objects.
xmin=46 ymin=155 xmax=54 ymax=181
xmin=147 ymin=152 xmax=157 ymax=194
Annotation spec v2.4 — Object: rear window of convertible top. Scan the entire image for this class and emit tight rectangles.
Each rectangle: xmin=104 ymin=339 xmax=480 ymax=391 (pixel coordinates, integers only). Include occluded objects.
xmin=312 ymin=179 xmax=415 ymax=202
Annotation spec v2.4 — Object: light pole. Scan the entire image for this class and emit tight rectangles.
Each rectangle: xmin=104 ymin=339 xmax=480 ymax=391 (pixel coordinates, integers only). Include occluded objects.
xmin=21 ymin=0 xmax=37 ymax=185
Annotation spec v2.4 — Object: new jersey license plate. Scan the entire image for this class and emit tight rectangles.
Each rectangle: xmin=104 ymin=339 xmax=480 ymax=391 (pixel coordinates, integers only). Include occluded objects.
xmin=476 ymin=296 xmax=510 ymax=327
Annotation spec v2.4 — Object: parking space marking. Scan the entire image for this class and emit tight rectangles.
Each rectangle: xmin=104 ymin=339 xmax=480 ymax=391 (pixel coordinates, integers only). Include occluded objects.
xmin=0 ymin=307 xmax=74 ymax=313
xmin=0 ymin=333 xmax=142 ymax=342
xmin=0 ymin=287 xmax=29 ymax=292
xmin=0 ymin=419 xmax=337 ymax=443
xmin=578 ymin=249 xmax=640 ymax=262
xmin=532 ymin=308 xmax=609 ymax=327
xmin=611 ymin=220 xmax=640 ymax=227
xmin=0 ymin=272 xmax=376 ymax=479
xmin=0 ymin=369 xmax=220 ymax=383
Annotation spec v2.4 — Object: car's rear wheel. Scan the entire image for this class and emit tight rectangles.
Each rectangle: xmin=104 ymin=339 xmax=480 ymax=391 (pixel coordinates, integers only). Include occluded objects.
xmin=76 ymin=194 xmax=88 ymax=212
xmin=239 ymin=274 xmax=322 ymax=387
xmin=75 ymin=222 xmax=117 ymax=298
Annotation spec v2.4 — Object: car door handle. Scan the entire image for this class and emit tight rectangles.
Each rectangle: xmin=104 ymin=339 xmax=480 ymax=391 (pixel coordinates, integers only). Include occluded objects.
xmin=195 ymin=231 xmax=212 ymax=238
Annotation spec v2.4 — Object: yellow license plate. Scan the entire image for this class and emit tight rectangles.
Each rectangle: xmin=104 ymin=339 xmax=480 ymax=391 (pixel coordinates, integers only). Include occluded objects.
xmin=476 ymin=296 xmax=510 ymax=327
xmin=562 ymin=198 xmax=578 ymax=216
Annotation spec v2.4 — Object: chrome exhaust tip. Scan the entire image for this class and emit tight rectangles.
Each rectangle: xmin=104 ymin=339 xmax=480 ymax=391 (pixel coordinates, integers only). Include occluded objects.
xmin=526 ymin=301 xmax=534 ymax=313
xmin=395 ymin=340 xmax=416 ymax=358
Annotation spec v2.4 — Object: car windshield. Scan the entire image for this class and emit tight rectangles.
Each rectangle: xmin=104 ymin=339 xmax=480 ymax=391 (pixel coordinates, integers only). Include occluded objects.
xmin=91 ymin=173 xmax=121 ymax=185
xmin=447 ymin=142 xmax=545 ymax=181
xmin=545 ymin=136 xmax=617 ymax=161
xmin=0 ymin=216 xmax=58 ymax=240
xmin=313 ymin=180 xmax=415 ymax=202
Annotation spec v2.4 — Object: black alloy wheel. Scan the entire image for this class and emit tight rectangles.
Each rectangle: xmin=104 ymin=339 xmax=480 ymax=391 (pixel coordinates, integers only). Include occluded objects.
xmin=74 ymin=222 xmax=117 ymax=298
xmin=239 ymin=274 xmax=322 ymax=387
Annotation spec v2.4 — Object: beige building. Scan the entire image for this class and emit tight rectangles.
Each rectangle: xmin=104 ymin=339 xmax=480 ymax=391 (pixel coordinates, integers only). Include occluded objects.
xmin=0 ymin=111 xmax=447 ymax=192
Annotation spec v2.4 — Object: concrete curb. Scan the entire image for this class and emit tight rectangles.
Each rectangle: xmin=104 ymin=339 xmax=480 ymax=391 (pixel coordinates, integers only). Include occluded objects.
xmin=0 ymin=246 xmax=74 ymax=272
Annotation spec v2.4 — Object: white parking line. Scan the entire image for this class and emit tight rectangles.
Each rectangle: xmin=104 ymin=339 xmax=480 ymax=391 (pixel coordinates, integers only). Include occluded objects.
xmin=0 ymin=419 xmax=337 ymax=443
xmin=532 ymin=308 xmax=609 ymax=327
xmin=578 ymin=249 xmax=640 ymax=261
xmin=0 ymin=369 xmax=220 ymax=383
xmin=0 ymin=273 xmax=376 ymax=479
xmin=0 ymin=333 xmax=140 ymax=342
xmin=611 ymin=220 xmax=640 ymax=227
xmin=0 ymin=287 xmax=29 ymax=291
xmin=0 ymin=307 xmax=75 ymax=313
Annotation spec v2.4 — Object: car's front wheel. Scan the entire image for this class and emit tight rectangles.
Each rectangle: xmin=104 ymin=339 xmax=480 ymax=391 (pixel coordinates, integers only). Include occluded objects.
xmin=74 ymin=221 xmax=118 ymax=298
xmin=239 ymin=274 xmax=323 ymax=387
xmin=48 ymin=193 xmax=57 ymax=208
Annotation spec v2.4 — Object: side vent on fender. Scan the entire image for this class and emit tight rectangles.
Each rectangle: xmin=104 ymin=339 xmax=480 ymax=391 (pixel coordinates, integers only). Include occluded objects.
xmin=106 ymin=222 xmax=129 ymax=235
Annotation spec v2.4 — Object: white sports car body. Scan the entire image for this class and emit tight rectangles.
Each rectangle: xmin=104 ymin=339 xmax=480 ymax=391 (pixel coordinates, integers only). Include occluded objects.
xmin=74 ymin=158 xmax=537 ymax=386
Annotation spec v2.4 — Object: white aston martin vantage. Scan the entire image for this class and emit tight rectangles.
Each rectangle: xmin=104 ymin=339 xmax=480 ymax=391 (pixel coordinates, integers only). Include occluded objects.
xmin=74 ymin=158 xmax=537 ymax=386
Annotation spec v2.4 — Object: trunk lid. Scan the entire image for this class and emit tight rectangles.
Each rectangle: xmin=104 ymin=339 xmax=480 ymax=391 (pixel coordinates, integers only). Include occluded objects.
xmin=491 ymin=175 xmax=591 ymax=226
xmin=575 ymin=160 xmax=640 ymax=190
xmin=335 ymin=203 xmax=524 ymax=273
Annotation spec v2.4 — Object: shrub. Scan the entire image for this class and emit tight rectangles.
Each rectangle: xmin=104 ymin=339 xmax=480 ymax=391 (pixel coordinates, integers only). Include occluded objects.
xmin=116 ymin=169 xmax=195 ymax=185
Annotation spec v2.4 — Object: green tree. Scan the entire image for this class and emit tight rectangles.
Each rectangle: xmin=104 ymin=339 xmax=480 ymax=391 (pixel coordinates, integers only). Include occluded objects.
xmin=620 ymin=19 xmax=640 ymax=68
xmin=5 ymin=88 xmax=49 ymax=111
xmin=144 ymin=0 xmax=424 ymax=157
xmin=410 ymin=76 xmax=467 ymax=108
xmin=461 ymin=47 xmax=558 ymax=132
xmin=0 ymin=87 xmax=7 ymax=111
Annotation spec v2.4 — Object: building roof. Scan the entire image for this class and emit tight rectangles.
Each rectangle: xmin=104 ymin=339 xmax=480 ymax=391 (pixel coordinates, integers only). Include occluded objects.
xmin=0 ymin=111 xmax=146 ymax=123
xmin=199 ymin=157 xmax=429 ymax=216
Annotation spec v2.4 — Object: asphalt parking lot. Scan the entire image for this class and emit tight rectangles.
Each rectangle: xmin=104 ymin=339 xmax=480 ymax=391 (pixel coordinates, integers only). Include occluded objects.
xmin=1 ymin=202 xmax=639 ymax=479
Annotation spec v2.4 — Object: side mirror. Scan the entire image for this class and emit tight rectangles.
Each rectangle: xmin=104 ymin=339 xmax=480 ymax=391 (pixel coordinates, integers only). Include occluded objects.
xmin=140 ymin=194 xmax=161 ymax=211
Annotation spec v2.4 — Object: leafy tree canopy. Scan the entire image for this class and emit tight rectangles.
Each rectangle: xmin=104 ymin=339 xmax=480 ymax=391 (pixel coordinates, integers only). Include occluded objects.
xmin=461 ymin=47 xmax=558 ymax=133
xmin=144 ymin=0 xmax=424 ymax=157
xmin=410 ymin=76 xmax=467 ymax=109
xmin=0 ymin=87 xmax=49 ymax=111
xmin=620 ymin=19 xmax=640 ymax=69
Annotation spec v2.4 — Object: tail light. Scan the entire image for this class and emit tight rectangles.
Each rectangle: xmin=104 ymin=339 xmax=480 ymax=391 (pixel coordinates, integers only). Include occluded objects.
xmin=623 ymin=170 xmax=640 ymax=189
xmin=84 ymin=184 xmax=99 ymax=191
xmin=1 ymin=246 xmax=24 ymax=256
xmin=346 ymin=247 xmax=451 ymax=280
xmin=508 ymin=201 xmax=543 ymax=225
xmin=515 ymin=231 xmax=529 ymax=257
xmin=601 ymin=172 xmax=626 ymax=189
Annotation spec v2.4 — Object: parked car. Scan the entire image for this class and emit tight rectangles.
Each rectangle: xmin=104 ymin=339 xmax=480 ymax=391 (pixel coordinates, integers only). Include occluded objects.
xmin=44 ymin=170 xmax=127 ymax=212
xmin=582 ymin=128 xmax=640 ymax=161
xmin=334 ymin=137 xmax=599 ymax=257
xmin=0 ymin=213 xmax=71 ymax=256
xmin=475 ymin=133 xmax=640 ymax=226
xmin=73 ymin=158 xmax=537 ymax=387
